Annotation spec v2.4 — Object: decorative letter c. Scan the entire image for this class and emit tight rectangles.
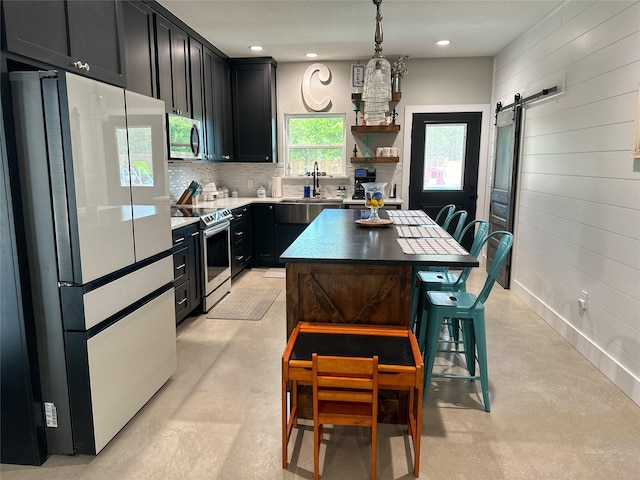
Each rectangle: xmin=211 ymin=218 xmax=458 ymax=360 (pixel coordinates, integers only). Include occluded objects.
xmin=302 ymin=63 xmax=332 ymax=111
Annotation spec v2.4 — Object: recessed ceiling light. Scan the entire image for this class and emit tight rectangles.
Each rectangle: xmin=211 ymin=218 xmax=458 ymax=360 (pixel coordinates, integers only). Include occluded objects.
xmin=249 ymin=45 xmax=264 ymax=51
xmin=436 ymin=40 xmax=451 ymax=46
xmin=305 ymin=53 xmax=318 ymax=58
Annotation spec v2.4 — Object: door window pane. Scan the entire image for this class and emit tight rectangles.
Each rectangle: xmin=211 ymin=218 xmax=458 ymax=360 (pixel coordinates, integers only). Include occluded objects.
xmin=493 ymin=123 xmax=514 ymax=191
xmin=423 ymin=123 xmax=466 ymax=191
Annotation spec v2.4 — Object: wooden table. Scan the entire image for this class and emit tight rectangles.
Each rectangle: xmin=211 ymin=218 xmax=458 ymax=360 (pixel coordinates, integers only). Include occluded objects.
xmin=282 ymin=322 xmax=424 ymax=477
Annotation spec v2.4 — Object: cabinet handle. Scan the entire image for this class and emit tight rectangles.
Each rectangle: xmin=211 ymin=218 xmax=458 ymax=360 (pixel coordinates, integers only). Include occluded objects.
xmin=177 ymin=298 xmax=187 ymax=305
xmin=72 ymin=61 xmax=90 ymax=72
xmin=222 ymin=155 xmax=230 ymax=160
xmin=191 ymin=231 xmax=200 ymax=237
xmin=265 ymin=156 xmax=270 ymax=161
xmin=235 ymin=255 xmax=244 ymax=261
xmin=174 ymin=237 xmax=185 ymax=245
xmin=175 ymin=263 xmax=186 ymax=271
xmin=234 ymin=231 xmax=243 ymax=236
xmin=235 ymin=214 xmax=243 ymax=219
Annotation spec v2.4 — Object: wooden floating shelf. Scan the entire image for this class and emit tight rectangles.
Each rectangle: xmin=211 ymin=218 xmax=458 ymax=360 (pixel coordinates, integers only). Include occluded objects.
xmin=351 ymin=156 xmax=399 ymax=163
xmin=352 ymin=92 xmax=402 ymax=102
xmin=351 ymin=125 xmax=400 ymax=133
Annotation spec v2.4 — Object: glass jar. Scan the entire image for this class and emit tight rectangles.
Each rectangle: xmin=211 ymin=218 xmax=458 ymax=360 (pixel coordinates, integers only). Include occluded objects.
xmin=362 ymin=182 xmax=388 ymax=222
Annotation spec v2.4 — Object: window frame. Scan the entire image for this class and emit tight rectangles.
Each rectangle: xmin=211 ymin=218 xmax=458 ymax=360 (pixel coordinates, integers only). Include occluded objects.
xmin=284 ymin=112 xmax=347 ymax=176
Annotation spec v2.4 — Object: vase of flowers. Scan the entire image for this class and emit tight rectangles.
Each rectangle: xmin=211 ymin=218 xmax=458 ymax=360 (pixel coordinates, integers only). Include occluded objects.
xmin=391 ymin=56 xmax=409 ymax=93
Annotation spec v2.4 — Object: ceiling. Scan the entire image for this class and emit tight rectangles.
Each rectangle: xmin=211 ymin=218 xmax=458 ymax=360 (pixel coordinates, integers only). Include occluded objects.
xmin=157 ymin=0 xmax=565 ymax=63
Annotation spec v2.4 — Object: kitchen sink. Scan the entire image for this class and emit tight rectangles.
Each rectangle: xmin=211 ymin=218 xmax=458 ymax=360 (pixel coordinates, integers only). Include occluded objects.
xmin=282 ymin=197 xmax=345 ymax=204
xmin=275 ymin=201 xmax=343 ymax=224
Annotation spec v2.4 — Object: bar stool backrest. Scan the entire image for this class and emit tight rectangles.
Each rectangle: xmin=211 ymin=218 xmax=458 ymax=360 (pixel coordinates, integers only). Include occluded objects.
xmin=473 ymin=231 xmax=514 ymax=308
xmin=434 ymin=204 xmax=456 ymax=226
xmin=453 ymin=220 xmax=489 ymax=287
xmin=443 ymin=210 xmax=468 ymax=241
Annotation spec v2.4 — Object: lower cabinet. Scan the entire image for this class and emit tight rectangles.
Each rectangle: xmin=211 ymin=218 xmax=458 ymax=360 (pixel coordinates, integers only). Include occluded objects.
xmin=252 ymin=203 xmax=278 ymax=267
xmin=171 ymin=223 xmax=202 ymax=324
xmin=230 ymin=206 xmax=252 ymax=278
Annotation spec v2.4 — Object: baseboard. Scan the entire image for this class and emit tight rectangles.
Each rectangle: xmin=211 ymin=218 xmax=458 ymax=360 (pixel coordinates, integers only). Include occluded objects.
xmin=511 ymin=280 xmax=640 ymax=408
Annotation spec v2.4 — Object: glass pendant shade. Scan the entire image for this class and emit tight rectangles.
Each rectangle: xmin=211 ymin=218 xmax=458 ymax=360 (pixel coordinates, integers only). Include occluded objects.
xmin=362 ymin=57 xmax=392 ymax=124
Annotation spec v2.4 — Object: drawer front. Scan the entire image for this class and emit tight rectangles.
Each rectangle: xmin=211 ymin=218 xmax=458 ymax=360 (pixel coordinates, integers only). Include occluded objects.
xmin=172 ymin=247 xmax=189 ymax=283
xmin=174 ymin=280 xmax=190 ymax=321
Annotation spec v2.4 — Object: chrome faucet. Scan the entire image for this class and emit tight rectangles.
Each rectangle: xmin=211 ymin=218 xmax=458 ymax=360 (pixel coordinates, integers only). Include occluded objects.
xmin=312 ymin=161 xmax=320 ymax=197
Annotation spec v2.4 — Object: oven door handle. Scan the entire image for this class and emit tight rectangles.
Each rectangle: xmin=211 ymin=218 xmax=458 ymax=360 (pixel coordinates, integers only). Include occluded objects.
xmin=204 ymin=221 xmax=230 ymax=238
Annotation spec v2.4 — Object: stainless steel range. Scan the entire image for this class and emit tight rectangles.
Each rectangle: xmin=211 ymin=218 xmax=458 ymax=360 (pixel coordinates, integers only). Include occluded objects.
xmin=171 ymin=206 xmax=233 ymax=311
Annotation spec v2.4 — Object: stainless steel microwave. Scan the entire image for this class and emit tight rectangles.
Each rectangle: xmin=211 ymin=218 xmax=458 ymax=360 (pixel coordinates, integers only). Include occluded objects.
xmin=167 ymin=114 xmax=202 ymax=160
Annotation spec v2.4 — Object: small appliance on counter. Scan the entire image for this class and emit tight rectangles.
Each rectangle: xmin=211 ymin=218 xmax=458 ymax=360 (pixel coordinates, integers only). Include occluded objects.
xmin=353 ymin=168 xmax=376 ymax=199
xmin=256 ymin=185 xmax=267 ymax=198
xmin=202 ymin=182 xmax=218 ymax=201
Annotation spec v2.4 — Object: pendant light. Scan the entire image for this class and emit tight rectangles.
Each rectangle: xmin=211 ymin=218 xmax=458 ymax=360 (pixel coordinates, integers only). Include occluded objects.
xmin=362 ymin=0 xmax=392 ymax=125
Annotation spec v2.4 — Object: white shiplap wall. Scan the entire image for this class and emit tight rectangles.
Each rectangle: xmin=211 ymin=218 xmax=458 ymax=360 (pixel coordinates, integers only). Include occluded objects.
xmin=491 ymin=0 xmax=640 ymax=405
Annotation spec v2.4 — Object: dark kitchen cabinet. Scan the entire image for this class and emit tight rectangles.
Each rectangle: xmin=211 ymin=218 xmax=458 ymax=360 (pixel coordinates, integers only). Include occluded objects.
xmin=230 ymin=206 xmax=252 ymax=278
xmin=252 ymin=203 xmax=278 ymax=267
xmin=231 ymin=58 xmax=277 ymax=163
xmin=3 ymin=0 xmax=126 ymax=86
xmin=155 ymin=14 xmax=191 ymax=116
xmin=203 ymin=47 xmax=234 ymax=161
xmin=122 ymin=0 xmax=156 ymax=97
xmin=189 ymin=38 xmax=205 ymax=127
xmin=172 ymin=223 xmax=202 ymax=324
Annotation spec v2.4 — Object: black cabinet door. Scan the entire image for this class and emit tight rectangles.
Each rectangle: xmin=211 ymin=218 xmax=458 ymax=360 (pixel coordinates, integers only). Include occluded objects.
xmin=215 ymin=55 xmax=234 ymax=160
xmin=189 ymin=39 xmax=204 ymax=128
xmin=3 ymin=0 xmax=125 ymax=86
xmin=203 ymin=47 xmax=233 ymax=161
xmin=252 ymin=204 xmax=277 ymax=266
xmin=122 ymin=0 xmax=156 ymax=97
xmin=155 ymin=14 xmax=190 ymax=116
xmin=231 ymin=60 xmax=277 ymax=162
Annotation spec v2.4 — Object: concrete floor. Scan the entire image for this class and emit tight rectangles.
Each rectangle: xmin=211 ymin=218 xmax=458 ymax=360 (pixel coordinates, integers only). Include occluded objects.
xmin=2 ymin=268 xmax=639 ymax=479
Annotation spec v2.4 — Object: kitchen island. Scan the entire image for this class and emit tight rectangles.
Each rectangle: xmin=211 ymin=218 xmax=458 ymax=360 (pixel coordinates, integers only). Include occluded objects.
xmin=280 ymin=209 xmax=478 ymax=337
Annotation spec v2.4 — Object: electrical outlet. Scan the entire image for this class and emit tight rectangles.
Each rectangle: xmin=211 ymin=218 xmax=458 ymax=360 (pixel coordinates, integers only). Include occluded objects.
xmin=247 ymin=179 xmax=253 ymax=188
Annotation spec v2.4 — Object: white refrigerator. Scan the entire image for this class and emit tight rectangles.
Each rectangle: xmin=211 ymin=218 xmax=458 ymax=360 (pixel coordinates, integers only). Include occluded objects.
xmin=10 ymin=71 xmax=177 ymax=455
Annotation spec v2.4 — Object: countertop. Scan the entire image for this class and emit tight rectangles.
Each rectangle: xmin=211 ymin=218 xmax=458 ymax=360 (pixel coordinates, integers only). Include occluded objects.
xmin=170 ymin=196 xmax=404 ymax=230
xmin=279 ymin=209 xmax=479 ymax=268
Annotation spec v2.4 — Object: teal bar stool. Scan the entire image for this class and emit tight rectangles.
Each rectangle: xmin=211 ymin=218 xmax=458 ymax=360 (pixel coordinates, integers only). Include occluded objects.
xmin=434 ymin=203 xmax=456 ymax=226
xmin=444 ymin=210 xmax=468 ymax=242
xmin=420 ymin=231 xmax=513 ymax=412
xmin=424 ymin=210 xmax=468 ymax=275
xmin=411 ymin=220 xmax=488 ymax=339
xmin=409 ymin=211 xmax=472 ymax=329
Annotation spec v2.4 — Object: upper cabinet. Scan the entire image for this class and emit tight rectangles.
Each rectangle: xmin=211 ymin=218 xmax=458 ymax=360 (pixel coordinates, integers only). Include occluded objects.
xmin=155 ymin=14 xmax=191 ymax=116
xmin=189 ymin=38 xmax=205 ymax=126
xmin=3 ymin=0 xmax=126 ymax=86
xmin=122 ymin=0 xmax=156 ymax=98
xmin=203 ymin=47 xmax=234 ymax=161
xmin=231 ymin=59 xmax=277 ymax=163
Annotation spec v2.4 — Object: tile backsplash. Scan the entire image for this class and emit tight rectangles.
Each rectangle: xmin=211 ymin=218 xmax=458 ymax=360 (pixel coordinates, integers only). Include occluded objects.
xmin=168 ymin=161 xmax=403 ymax=201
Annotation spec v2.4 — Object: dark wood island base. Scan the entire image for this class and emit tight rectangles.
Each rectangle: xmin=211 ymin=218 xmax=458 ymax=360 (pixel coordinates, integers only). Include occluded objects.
xmin=285 ymin=262 xmax=412 ymax=337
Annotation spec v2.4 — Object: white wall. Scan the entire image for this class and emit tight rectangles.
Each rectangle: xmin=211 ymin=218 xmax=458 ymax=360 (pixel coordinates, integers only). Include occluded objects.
xmin=491 ymin=0 xmax=640 ymax=405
